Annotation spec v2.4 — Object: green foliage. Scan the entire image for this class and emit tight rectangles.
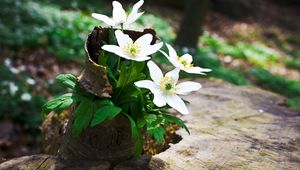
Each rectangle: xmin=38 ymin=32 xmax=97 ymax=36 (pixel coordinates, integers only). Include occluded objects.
xmin=72 ymin=97 xmax=94 ymax=136
xmin=90 ymin=100 xmax=122 ymax=127
xmin=195 ymin=48 xmax=250 ymax=85
xmin=200 ymin=34 xmax=281 ymax=67
xmin=41 ymin=93 xmax=79 ymax=115
xmin=125 ymin=113 xmax=143 ymax=159
xmin=0 ymin=0 xmax=99 ymax=60
xmin=0 ymin=62 xmax=45 ymax=135
xmin=285 ymin=60 xmax=300 ymax=71
xmin=287 ymin=98 xmax=300 ymax=109
xmin=55 ymin=74 xmax=78 ymax=89
xmin=200 ymin=34 xmax=244 ymax=58
xmin=161 ymin=113 xmax=190 ymax=134
xmin=247 ymin=68 xmax=300 ymax=98
xmin=41 ymin=0 xmax=103 ymax=11
xmin=137 ymin=14 xmax=175 ymax=42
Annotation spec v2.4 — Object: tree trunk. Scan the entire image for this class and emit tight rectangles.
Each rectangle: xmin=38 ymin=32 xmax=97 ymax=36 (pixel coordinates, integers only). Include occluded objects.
xmin=41 ymin=27 xmax=158 ymax=165
xmin=175 ymin=0 xmax=209 ymax=48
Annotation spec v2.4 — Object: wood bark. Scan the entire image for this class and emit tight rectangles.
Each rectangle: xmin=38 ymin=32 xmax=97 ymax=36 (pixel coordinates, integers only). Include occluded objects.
xmin=44 ymin=27 xmax=158 ymax=164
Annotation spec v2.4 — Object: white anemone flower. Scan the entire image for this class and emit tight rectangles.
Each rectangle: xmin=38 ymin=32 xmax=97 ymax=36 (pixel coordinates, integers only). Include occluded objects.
xmin=135 ymin=61 xmax=201 ymax=115
xmin=102 ymin=30 xmax=163 ymax=62
xmin=21 ymin=93 xmax=32 ymax=101
xmin=92 ymin=0 xmax=144 ymax=28
xmin=160 ymin=43 xmax=212 ymax=74
xmin=8 ymin=82 xmax=18 ymax=95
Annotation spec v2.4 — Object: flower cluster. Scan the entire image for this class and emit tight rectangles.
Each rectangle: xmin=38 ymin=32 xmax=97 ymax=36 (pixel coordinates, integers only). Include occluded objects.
xmin=93 ymin=0 xmax=211 ymax=115
xmin=42 ymin=0 xmax=212 ymax=158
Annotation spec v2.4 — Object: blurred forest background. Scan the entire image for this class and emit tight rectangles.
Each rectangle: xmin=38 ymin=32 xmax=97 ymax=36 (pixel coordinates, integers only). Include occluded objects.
xmin=0 ymin=0 xmax=299 ymax=161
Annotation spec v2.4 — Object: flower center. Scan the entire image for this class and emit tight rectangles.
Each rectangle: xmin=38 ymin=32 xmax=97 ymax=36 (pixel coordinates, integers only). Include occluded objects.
xmin=159 ymin=76 xmax=176 ymax=95
xmin=176 ymin=57 xmax=193 ymax=69
xmin=123 ymin=43 xmax=141 ymax=57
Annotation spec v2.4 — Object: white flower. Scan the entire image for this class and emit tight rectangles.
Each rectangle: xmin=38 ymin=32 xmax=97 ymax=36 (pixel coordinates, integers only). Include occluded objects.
xmin=21 ymin=93 xmax=32 ymax=101
xmin=8 ymin=82 xmax=18 ymax=95
xmin=4 ymin=58 xmax=26 ymax=74
xmin=26 ymin=78 xmax=36 ymax=85
xmin=4 ymin=58 xmax=12 ymax=67
xmin=160 ymin=43 xmax=212 ymax=74
xmin=135 ymin=61 xmax=201 ymax=115
xmin=102 ymin=30 xmax=163 ymax=62
xmin=92 ymin=0 xmax=144 ymax=28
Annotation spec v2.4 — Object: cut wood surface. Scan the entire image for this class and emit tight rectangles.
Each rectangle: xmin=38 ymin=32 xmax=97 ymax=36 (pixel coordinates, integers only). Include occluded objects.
xmin=1 ymin=79 xmax=299 ymax=170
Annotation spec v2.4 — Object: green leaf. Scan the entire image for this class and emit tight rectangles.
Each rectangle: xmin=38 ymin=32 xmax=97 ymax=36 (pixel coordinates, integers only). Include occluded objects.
xmin=137 ymin=116 xmax=146 ymax=128
xmin=72 ymin=98 xmax=94 ymax=137
xmin=124 ymin=113 xmax=143 ymax=160
xmin=90 ymin=100 xmax=122 ymax=127
xmin=98 ymin=51 xmax=108 ymax=66
xmin=147 ymin=126 xmax=165 ymax=144
xmin=42 ymin=93 xmax=79 ymax=115
xmin=162 ymin=114 xmax=190 ymax=134
xmin=116 ymin=62 xmax=127 ymax=88
xmin=145 ymin=114 xmax=157 ymax=124
xmin=56 ymin=74 xmax=77 ymax=89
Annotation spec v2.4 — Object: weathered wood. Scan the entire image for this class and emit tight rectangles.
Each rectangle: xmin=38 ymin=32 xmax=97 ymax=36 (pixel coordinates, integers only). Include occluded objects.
xmin=1 ymin=79 xmax=300 ymax=169
xmin=153 ymin=79 xmax=300 ymax=169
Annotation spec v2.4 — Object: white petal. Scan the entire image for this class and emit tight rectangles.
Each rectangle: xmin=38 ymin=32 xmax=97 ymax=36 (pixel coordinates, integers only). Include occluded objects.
xmin=92 ymin=13 xmax=115 ymax=26
xmin=115 ymin=30 xmax=133 ymax=47
xmin=166 ymin=43 xmax=177 ymax=58
xmin=165 ymin=68 xmax=180 ymax=83
xmin=140 ymin=42 xmax=163 ymax=56
xmin=102 ymin=45 xmax=127 ymax=58
xmin=166 ymin=95 xmax=189 ymax=115
xmin=135 ymin=80 xmax=167 ymax=107
xmin=153 ymin=92 xmax=167 ymax=107
xmin=125 ymin=12 xmax=144 ymax=26
xmin=160 ymin=50 xmax=181 ymax=68
xmin=135 ymin=33 xmax=153 ymax=46
xmin=112 ymin=1 xmax=127 ymax=24
xmin=134 ymin=80 xmax=159 ymax=94
xmin=132 ymin=56 xmax=151 ymax=62
xmin=126 ymin=0 xmax=144 ymax=24
xmin=147 ymin=61 xmax=163 ymax=85
xmin=186 ymin=66 xmax=212 ymax=75
xmin=176 ymin=81 xmax=202 ymax=95
xmin=181 ymin=54 xmax=193 ymax=63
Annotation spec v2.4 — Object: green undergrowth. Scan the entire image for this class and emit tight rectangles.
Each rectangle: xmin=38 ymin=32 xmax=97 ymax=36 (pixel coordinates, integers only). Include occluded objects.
xmin=0 ymin=0 xmax=99 ymax=60
xmin=247 ymin=68 xmax=300 ymax=108
xmin=0 ymin=0 xmax=175 ymax=61
xmin=200 ymin=34 xmax=281 ymax=68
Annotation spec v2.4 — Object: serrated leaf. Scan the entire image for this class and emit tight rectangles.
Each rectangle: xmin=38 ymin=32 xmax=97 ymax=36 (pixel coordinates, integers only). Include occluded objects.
xmin=124 ymin=113 xmax=143 ymax=160
xmin=42 ymin=93 xmax=79 ymax=115
xmin=72 ymin=98 xmax=94 ymax=137
xmin=90 ymin=104 xmax=122 ymax=127
xmin=162 ymin=114 xmax=190 ymax=134
xmin=145 ymin=114 xmax=157 ymax=124
xmin=56 ymin=74 xmax=77 ymax=89
xmin=148 ymin=126 xmax=165 ymax=144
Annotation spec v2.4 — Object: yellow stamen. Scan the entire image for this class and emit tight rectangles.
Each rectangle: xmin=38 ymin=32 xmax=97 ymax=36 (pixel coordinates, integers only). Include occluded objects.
xmin=176 ymin=56 xmax=193 ymax=69
xmin=159 ymin=76 xmax=177 ymax=95
xmin=123 ymin=43 xmax=141 ymax=57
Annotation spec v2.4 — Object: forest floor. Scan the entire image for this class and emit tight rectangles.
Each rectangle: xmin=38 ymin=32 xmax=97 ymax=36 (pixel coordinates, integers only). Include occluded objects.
xmin=0 ymin=0 xmax=299 ymax=161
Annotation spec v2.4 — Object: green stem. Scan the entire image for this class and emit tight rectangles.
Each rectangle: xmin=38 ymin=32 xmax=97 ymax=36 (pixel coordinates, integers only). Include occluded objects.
xmin=121 ymin=24 xmax=124 ymax=32
xmin=117 ymin=56 xmax=121 ymax=71
xmin=115 ymin=61 xmax=134 ymax=101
